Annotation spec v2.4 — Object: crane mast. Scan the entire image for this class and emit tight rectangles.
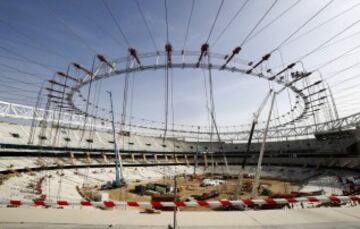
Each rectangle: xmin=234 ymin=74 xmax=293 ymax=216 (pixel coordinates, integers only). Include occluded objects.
xmin=234 ymin=90 xmax=273 ymax=200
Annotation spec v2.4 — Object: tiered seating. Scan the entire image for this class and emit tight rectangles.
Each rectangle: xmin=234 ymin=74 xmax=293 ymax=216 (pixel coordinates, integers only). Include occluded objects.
xmin=0 ymin=121 xmax=359 ymax=171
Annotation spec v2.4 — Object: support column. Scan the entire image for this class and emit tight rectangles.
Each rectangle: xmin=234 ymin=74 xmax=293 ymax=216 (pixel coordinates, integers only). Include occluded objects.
xmin=131 ymin=153 xmax=135 ymax=163
xmin=102 ymin=153 xmax=108 ymax=163
xmin=69 ymin=152 xmax=76 ymax=165
xmin=185 ymin=155 xmax=189 ymax=166
xmin=143 ymin=154 xmax=148 ymax=163
xmin=86 ymin=152 xmax=92 ymax=164
xmin=204 ymin=154 xmax=208 ymax=168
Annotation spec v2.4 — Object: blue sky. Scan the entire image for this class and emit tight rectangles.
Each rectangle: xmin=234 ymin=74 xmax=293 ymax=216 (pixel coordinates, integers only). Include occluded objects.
xmin=0 ymin=0 xmax=360 ymax=127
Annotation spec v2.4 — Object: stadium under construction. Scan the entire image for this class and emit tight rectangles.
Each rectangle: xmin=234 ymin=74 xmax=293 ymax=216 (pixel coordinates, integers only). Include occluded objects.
xmin=0 ymin=0 xmax=360 ymax=228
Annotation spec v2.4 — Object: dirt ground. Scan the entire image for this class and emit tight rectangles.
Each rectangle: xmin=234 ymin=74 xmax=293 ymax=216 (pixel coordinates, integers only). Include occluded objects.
xmin=79 ymin=174 xmax=302 ymax=211
xmin=82 ymin=174 xmax=299 ymax=210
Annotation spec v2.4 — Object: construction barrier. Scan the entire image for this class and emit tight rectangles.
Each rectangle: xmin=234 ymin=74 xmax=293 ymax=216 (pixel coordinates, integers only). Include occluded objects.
xmin=0 ymin=195 xmax=359 ymax=209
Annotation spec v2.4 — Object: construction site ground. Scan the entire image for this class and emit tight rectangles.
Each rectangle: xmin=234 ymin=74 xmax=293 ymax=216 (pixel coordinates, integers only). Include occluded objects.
xmin=82 ymin=174 xmax=300 ymax=211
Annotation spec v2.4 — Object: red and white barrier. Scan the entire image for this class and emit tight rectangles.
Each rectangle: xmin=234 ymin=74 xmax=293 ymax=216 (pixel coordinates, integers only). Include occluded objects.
xmin=0 ymin=195 xmax=359 ymax=209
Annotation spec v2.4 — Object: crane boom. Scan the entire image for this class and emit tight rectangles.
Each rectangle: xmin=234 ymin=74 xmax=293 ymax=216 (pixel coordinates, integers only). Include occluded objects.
xmin=234 ymin=89 xmax=273 ymax=200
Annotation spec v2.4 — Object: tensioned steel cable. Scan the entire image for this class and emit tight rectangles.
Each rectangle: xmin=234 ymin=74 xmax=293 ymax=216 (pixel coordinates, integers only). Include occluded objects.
xmin=0 ymin=91 xmax=39 ymax=100
xmin=334 ymin=90 xmax=360 ymax=100
xmin=247 ymin=0 xmax=302 ymax=43
xmin=283 ymin=1 xmax=360 ymax=47
xmin=337 ymin=106 xmax=360 ymax=114
xmin=182 ymin=0 xmax=195 ymax=51
xmin=201 ymin=68 xmax=212 ymax=134
xmin=240 ymin=0 xmax=278 ymax=47
xmin=52 ymin=68 xmax=70 ymax=147
xmin=331 ymin=92 xmax=360 ymax=106
xmin=163 ymin=61 xmax=170 ymax=139
xmin=0 ymin=68 xmax=21 ymax=74
xmin=0 ymin=95 xmax=39 ymax=104
xmin=0 ymin=18 xmax=71 ymax=61
xmin=319 ymin=29 xmax=360 ymax=51
xmin=279 ymin=49 xmax=297 ymax=129
xmin=42 ymin=1 xmax=98 ymax=54
xmin=211 ymin=0 xmax=249 ymax=46
xmin=163 ymin=0 xmax=170 ymax=139
xmin=271 ymin=0 xmax=335 ymax=53
xmin=0 ymin=54 xmax=59 ymax=70
xmin=329 ymin=73 xmax=360 ymax=88
xmin=27 ymin=83 xmax=44 ymax=145
xmin=313 ymin=71 xmax=338 ymax=121
xmin=88 ymin=79 xmax=102 ymax=139
xmin=135 ymin=0 xmax=158 ymax=51
xmin=121 ymin=67 xmax=130 ymax=128
xmin=338 ymin=107 xmax=360 ymax=114
xmin=330 ymin=79 xmax=360 ymax=97
xmin=271 ymin=20 xmax=360 ymax=71
xmin=102 ymin=0 xmax=131 ymax=47
xmin=270 ymin=18 xmax=360 ymax=70
xmin=0 ymin=63 xmax=47 ymax=79
xmin=170 ymin=68 xmax=176 ymax=157
xmin=79 ymin=61 xmax=95 ymax=143
xmin=0 ymin=74 xmax=43 ymax=87
xmin=310 ymin=43 xmax=360 ymax=71
xmin=0 ymin=34 xmax=69 ymax=63
xmin=0 ymin=63 xmax=47 ymax=82
xmin=128 ymin=72 xmax=136 ymax=132
xmin=164 ymin=0 xmax=169 ymax=43
xmin=212 ymin=0 xmax=277 ymax=68
xmin=69 ymin=1 xmax=125 ymax=49
xmin=53 ymin=75 xmax=71 ymax=199
xmin=324 ymin=62 xmax=360 ymax=80
xmin=337 ymin=100 xmax=360 ymax=107
xmin=0 ymin=85 xmax=38 ymax=94
xmin=0 ymin=75 xmax=41 ymax=88
xmin=0 ymin=45 xmax=60 ymax=71
xmin=206 ymin=0 xmax=225 ymax=43
xmin=300 ymin=19 xmax=360 ymax=62
xmin=206 ymin=53 xmax=229 ymax=175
